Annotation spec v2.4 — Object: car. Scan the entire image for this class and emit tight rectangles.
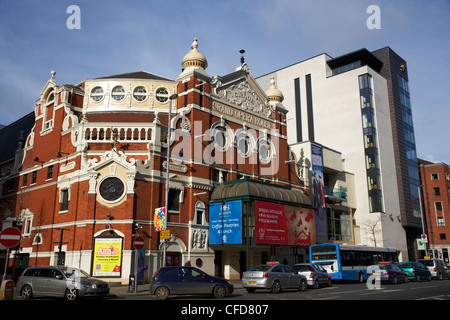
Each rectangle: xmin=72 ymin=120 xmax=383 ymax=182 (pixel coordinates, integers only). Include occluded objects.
xmin=293 ymin=263 xmax=331 ymax=288
xmin=17 ymin=265 xmax=110 ymax=300
xmin=397 ymin=261 xmax=432 ymax=281
xmin=417 ymin=259 xmax=449 ymax=280
xmin=242 ymin=264 xmax=307 ymax=293
xmin=149 ymin=266 xmax=233 ymax=300
xmin=366 ymin=263 xmax=408 ymax=284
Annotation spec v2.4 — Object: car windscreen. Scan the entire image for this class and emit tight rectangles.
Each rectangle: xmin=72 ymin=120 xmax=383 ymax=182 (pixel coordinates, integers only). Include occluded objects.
xmin=61 ymin=268 xmax=91 ymax=278
xmin=398 ymin=263 xmax=414 ymax=268
xmin=418 ymin=260 xmax=434 ymax=266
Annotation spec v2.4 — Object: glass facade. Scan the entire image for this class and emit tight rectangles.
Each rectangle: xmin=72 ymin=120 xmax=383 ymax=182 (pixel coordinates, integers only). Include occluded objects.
xmin=398 ymin=75 xmax=421 ymax=218
xmin=359 ymin=74 xmax=383 ymax=212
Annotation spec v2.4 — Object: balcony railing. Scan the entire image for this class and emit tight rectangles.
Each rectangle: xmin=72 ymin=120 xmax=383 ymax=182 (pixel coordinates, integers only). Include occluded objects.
xmin=324 ymin=186 xmax=348 ymax=203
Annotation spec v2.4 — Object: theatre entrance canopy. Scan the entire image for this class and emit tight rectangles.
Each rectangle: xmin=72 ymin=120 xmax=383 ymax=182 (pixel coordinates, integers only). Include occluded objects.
xmin=208 ymin=178 xmax=315 ymax=247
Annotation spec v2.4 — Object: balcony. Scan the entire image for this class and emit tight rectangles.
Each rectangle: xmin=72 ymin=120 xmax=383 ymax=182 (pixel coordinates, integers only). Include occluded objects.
xmin=324 ymin=186 xmax=348 ymax=204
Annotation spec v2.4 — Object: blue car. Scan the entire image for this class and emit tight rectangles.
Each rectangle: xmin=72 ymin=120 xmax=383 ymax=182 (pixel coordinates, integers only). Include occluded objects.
xmin=149 ymin=266 xmax=234 ymax=300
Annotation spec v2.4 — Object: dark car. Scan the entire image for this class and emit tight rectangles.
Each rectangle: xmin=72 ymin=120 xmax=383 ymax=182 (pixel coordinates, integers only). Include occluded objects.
xmin=367 ymin=263 xmax=408 ymax=284
xmin=149 ymin=266 xmax=234 ymax=300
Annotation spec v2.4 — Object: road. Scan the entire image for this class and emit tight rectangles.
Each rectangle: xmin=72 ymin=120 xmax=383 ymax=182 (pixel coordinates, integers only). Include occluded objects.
xmin=111 ymin=279 xmax=450 ymax=300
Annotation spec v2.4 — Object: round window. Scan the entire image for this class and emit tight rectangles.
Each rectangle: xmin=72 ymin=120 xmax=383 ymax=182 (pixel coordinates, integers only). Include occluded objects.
xmin=91 ymin=86 xmax=104 ymax=102
xmin=237 ymin=136 xmax=251 ymax=157
xmin=214 ymin=127 xmax=228 ymax=150
xmin=99 ymin=177 xmax=125 ymax=202
xmin=133 ymin=86 xmax=148 ymax=102
xmin=155 ymin=87 xmax=169 ymax=103
xmin=258 ymin=140 xmax=272 ymax=163
xmin=112 ymin=86 xmax=126 ymax=102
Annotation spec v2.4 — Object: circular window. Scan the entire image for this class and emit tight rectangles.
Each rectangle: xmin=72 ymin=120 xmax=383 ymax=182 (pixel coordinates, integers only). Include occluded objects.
xmin=99 ymin=177 xmax=125 ymax=202
xmin=91 ymin=86 xmax=104 ymax=102
xmin=155 ymin=87 xmax=169 ymax=103
xmin=214 ymin=127 xmax=228 ymax=150
xmin=258 ymin=140 xmax=272 ymax=163
xmin=133 ymin=86 xmax=148 ymax=102
xmin=237 ymin=136 xmax=251 ymax=157
xmin=111 ymin=86 xmax=126 ymax=102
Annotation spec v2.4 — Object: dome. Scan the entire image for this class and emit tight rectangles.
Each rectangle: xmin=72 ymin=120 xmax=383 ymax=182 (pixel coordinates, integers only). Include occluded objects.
xmin=265 ymin=77 xmax=284 ymax=102
xmin=182 ymin=38 xmax=208 ymax=70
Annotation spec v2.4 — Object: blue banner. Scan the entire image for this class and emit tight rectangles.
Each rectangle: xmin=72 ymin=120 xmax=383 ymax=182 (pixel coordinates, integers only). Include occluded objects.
xmin=209 ymin=200 xmax=242 ymax=245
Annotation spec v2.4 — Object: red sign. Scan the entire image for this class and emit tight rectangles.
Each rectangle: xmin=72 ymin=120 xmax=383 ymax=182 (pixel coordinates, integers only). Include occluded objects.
xmin=133 ymin=236 xmax=145 ymax=250
xmin=255 ymin=201 xmax=315 ymax=246
xmin=0 ymin=227 xmax=22 ymax=248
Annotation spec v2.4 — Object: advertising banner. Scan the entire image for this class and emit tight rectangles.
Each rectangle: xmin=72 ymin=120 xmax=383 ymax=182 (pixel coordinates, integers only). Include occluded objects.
xmin=154 ymin=207 xmax=166 ymax=232
xmin=92 ymin=237 xmax=123 ymax=277
xmin=311 ymin=143 xmax=327 ymax=238
xmin=209 ymin=200 xmax=242 ymax=245
xmin=256 ymin=200 xmax=315 ymax=246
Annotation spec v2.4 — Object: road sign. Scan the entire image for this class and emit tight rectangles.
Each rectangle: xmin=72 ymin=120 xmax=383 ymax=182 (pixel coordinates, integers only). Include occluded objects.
xmin=160 ymin=230 xmax=170 ymax=240
xmin=0 ymin=227 xmax=22 ymax=248
xmin=421 ymin=234 xmax=428 ymax=243
xmin=133 ymin=236 xmax=145 ymax=250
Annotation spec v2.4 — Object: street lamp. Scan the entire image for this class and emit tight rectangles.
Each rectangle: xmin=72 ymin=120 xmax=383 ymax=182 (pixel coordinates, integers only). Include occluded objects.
xmin=163 ymin=93 xmax=178 ymax=267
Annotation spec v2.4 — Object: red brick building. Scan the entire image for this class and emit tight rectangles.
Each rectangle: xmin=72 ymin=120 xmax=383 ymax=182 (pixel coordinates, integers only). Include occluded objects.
xmin=1 ymin=39 xmax=312 ymax=283
xmin=418 ymin=159 xmax=450 ymax=263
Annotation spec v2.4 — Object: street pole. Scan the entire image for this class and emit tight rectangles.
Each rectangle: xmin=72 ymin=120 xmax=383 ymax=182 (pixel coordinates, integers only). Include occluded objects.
xmin=418 ymin=185 xmax=428 ymax=255
xmin=163 ymin=93 xmax=178 ymax=268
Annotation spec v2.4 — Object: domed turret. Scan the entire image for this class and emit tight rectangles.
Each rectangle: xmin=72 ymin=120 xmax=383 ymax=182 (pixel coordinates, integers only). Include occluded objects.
xmin=182 ymin=38 xmax=208 ymax=70
xmin=265 ymin=77 xmax=284 ymax=103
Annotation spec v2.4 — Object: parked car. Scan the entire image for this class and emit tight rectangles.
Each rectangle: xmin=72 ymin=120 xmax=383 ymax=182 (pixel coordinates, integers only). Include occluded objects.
xmin=366 ymin=263 xmax=408 ymax=284
xmin=397 ymin=261 xmax=432 ymax=281
xmin=242 ymin=264 xmax=307 ymax=293
xmin=149 ymin=266 xmax=233 ymax=300
xmin=293 ymin=263 xmax=331 ymax=288
xmin=17 ymin=265 xmax=110 ymax=300
xmin=417 ymin=259 xmax=449 ymax=280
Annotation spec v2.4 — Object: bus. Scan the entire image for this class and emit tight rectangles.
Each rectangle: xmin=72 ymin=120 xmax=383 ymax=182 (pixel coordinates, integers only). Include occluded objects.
xmin=309 ymin=243 xmax=399 ymax=282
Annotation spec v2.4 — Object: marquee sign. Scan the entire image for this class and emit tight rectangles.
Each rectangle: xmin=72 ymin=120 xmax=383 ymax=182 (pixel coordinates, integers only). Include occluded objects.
xmin=212 ymin=101 xmax=275 ymax=130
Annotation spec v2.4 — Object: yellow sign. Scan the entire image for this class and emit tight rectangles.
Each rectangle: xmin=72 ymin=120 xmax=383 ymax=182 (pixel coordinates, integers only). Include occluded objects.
xmin=160 ymin=230 xmax=170 ymax=240
xmin=92 ymin=237 xmax=123 ymax=277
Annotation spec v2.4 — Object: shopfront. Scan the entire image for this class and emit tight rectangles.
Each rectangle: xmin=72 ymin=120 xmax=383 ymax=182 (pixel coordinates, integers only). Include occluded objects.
xmin=209 ymin=178 xmax=313 ymax=279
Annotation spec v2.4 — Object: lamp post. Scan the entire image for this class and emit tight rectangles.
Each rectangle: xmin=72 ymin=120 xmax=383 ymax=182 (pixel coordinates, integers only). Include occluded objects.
xmin=163 ymin=93 xmax=178 ymax=267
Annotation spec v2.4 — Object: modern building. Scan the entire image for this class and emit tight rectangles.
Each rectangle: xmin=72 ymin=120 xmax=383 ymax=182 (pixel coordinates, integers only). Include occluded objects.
xmin=258 ymin=47 xmax=422 ymax=260
xmin=418 ymin=159 xmax=450 ymax=263
xmin=0 ymin=39 xmax=314 ymax=283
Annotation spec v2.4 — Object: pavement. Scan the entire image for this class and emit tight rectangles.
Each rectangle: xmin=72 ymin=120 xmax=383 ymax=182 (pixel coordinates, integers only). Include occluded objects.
xmin=109 ymin=279 xmax=244 ymax=297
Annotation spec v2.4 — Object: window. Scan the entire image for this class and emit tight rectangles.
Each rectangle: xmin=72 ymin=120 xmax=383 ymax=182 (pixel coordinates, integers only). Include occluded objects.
xmin=47 ymin=165 xmax=53 ymax=180
xmin=168 ymin=189 xmax=180 ymax=212
xmin=196 ymin=210 xmax=204 ymax=225
xmin=133 ymin=86 xmax=148 ymax=102
xmin=435 ymin=201 xmax=443 ymax=211
xmin=155 ymin=87 xmax=169 ymax=103
xmin=22 ymin=174 xmax=28 ymax=187
xmin=111 ymin=86 xmax=126 ymax=102
xmin=31 ymin=171 xmax=37 ymax=184
xmin=434 ymin=187 xmax=441 ymax=196
xmin=237 ymin=136 xmax=250 ymax=157
xmin=60 ymin=189 xmax=69 ymax=211
xmin=99 ymin=177 xmax=125 ymax=203
xmin=213 ymin=127 xmax=228 ymax=151
xmin=440 ymin=233 xmax=447 ymax=240
xmin=437 ymin=217 xmax=445 ymax=227
xmin=90 ymin=86 xmax=104 ymax=102
xmin=258 ymin=140 xmax=272 ymax=163
xmin=431 ymin=173 xmax=439 ymax=180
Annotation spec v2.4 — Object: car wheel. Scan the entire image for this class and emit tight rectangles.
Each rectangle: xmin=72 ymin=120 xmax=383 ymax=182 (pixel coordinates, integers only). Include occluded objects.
xmin=20 ymin=285 xmax=33 ymax=300
xmin=392 ymin=276 xmax=398 ymax=285
xmin=427 ymin=274 xmax=432 ymax=281
xmin=212 ymin=285 xmax=226 ymax=298
xmin=313 ymin=279 xmax=319 ymax=289
xmin=271 ymin=280 xmax=281 ymax=293
xmin=327 ymin=278 xmax=332 ymax=287
xmin=299 ymin=279 xmax=307 ymax=292
xmin=65 ymin=287 xmax=78 ymax=301
xmin=155 ymin=286 xmax=170 ymax=300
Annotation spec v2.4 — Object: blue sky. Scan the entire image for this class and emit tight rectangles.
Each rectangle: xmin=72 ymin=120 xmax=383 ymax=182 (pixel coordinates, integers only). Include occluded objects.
xmin=1 ymin=0 xmax=449 ymax=163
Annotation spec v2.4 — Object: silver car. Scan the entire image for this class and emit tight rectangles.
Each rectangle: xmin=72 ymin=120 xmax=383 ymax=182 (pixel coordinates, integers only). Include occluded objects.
xmin=294 ymin=263 xmax=331 ymax=288
xmin=17 ymin=265 xmax=110 ymax=300
xmin=242 ymin=264 xmax=307 ymax=293
xmin=417 ymin=259 xmax=449 ymax=280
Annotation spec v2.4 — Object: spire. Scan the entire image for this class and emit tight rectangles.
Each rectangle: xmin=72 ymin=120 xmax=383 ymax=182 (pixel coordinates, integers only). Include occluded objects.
xmin=181 ymin=37 xmax=208 ymax=70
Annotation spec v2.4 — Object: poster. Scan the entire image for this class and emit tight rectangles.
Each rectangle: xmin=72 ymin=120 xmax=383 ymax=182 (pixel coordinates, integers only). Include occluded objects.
xmin=256 ymin=200 xmax=315 ymax=246
xmin=311 ymin=143 xmax=327 ymax=238
xmin=92 ymin=237 xmax=123 ymax=277
xmin=154 ymin=207 xmax=166 ymax=231
xmin=209 ymin=200 xmax=242 ymax=245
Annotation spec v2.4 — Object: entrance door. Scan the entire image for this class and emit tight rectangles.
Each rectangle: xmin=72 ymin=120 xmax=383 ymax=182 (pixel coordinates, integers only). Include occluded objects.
xmin=165 ymin=253 xmax=181 ymax=267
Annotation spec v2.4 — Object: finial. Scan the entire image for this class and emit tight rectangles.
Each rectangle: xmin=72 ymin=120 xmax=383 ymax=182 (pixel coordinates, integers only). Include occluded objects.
xmin=51 ymin=70 xmax=56 ymax=79
xmin=191 ymin=38 xmax=198 ymax=50
xmin=239 ymin=49 xmax=245 ymax=65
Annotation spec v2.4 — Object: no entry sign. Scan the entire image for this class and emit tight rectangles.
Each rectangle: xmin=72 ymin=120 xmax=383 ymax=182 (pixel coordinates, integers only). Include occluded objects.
xmin=0 ymin=227 xmax=22 ymax=248
xmin=133 ymin=236 xmax=144 ymax=250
